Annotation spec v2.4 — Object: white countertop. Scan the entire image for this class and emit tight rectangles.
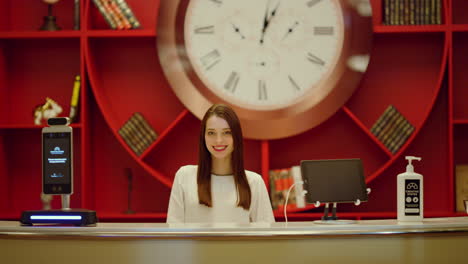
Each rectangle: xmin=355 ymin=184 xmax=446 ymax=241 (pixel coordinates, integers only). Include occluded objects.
xmin=1 ymin=217 xmax=468 ymax=239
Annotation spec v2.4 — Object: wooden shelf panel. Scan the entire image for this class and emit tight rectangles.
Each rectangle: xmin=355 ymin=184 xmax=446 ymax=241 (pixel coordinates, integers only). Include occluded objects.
xmin=0 ymin=31 xmax=81 ymax=39
xmin=374 ymin=25 xmax=447 ymax=33
xmin=86 ymin=29 xmax=156 ymax=38
xmin=0 ymin=38 xmax=80 ymax=126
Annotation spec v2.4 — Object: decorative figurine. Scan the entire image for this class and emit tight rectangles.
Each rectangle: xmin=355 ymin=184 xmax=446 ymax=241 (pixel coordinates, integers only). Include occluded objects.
xmin=40 ymin=0 xmax=62 ymax=31
xmin=33 ymin=97 xmax=63 ymax=125
xmin=40 ymin=193 xmax=53 ymax=210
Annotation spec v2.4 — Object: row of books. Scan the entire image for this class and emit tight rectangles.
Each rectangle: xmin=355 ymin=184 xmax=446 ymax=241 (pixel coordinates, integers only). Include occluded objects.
xmin=370 ymin=105 xmax=414 ymax=154
xmin=269 ymin=166 xmax=306 ymax=211
xmin=383 ymin=0 xmax=442 ymax=25
xmin=92 ymin=0 xmax=141 ymax=29
xmin=118 ymin=112 xmax=158 ymax=156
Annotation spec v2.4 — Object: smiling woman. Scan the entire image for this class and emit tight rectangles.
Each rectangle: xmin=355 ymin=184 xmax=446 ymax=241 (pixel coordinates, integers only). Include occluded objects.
xmin=166 ymin=104 xmax=275 ymax=223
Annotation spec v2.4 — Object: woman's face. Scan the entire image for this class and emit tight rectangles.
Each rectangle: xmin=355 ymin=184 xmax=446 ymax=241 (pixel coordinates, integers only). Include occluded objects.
xmin=205 ymin=115 xmax=234 ymax=160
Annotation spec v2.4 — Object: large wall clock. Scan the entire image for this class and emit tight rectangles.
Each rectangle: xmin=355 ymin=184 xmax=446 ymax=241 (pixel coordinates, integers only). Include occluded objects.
xmin=157 ymin=0 xmax=372 ymax=139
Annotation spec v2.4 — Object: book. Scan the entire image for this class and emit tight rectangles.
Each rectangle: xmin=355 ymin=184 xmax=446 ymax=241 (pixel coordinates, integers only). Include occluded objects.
xmin=114 ymin=0 xmax=141 ymax=29
xmin=371 ymin=105 xmax=414 ymax=154
xmin=92 ymin=0 xmax=140 ymax=29
xmin=456 ymin=165 xmax=468 ymax=213
xmin=118 ymin=113 xmax=158 ymax=156
xmin=69 ymin=75 xmax=81 ymax=123
xmin=269 ymin=166 xmax=306 ymax=211
xmin=92 ymin=0 xmax=117 ymax=29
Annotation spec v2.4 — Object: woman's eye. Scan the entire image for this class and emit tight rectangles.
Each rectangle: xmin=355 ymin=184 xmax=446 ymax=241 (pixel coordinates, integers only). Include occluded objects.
xmin=207 ymin=131 xmax=214 ymax=135
xmin=224 ymin=131 xmax=232 ymax=135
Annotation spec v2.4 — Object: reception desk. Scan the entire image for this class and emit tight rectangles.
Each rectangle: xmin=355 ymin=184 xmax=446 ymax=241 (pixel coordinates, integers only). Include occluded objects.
xmin=1 ymin=217 xmax=468 ymax=263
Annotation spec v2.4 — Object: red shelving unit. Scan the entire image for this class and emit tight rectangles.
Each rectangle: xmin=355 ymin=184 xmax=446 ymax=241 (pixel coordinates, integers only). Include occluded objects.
xmin=0 ymin=0 xmax=466 ymax=222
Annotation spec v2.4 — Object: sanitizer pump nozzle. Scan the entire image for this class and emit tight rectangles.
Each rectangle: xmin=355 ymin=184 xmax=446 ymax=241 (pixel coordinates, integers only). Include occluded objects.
xmin=397 ymin=156 xmax=423 ymax=222
xmin=405 ymin=156 xmax=421 ymax=173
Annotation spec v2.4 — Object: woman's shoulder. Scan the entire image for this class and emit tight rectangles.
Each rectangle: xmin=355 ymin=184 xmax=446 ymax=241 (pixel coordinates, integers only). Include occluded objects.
xmin=174 ymin=165 xmax=198 ymax=182
xmin=245 ymin=170 xmax=264 ymax=185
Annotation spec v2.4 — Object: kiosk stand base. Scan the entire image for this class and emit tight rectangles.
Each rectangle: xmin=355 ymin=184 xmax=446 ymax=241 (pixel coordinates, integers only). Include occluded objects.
xmin=20 ymin=194 xmax=97 ymax=226
xmin=20 ymin=209 xmax=97 ymax=226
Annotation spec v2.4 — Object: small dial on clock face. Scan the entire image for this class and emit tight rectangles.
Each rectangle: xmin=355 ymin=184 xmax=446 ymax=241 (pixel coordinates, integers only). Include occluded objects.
xmin=184 ymin=0 xmax=344 ymax=111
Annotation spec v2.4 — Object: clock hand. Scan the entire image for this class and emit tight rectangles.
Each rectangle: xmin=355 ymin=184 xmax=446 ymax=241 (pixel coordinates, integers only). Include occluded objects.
xmin=259 ymin=1 xmax=271 ymax=45
xmin=260 ymin=1 xmax=281 ymax=45
xmin=282 ymin=21 xmax=299 ymax=40
xmin=231 ymin=22 xmax=246 ymax=39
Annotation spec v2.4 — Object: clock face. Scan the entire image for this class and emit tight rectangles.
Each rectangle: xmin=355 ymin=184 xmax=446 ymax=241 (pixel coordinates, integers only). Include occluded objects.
xmin=157 ymin=0 xmax=372 ymax=139
xmin=183 ymin=0 xmax=344 ymax=111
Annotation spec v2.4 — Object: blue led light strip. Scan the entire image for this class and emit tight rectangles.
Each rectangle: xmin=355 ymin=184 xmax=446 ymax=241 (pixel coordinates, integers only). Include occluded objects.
xmin=30 ymin=215 xmax=82 ymax=220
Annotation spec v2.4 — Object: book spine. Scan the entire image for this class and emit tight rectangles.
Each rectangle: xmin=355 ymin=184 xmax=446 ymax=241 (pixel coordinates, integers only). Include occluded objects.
xmin=400 ymin=0 xmax=406 ymax=25
xmin=409 ymin=0 xmax=415 ymax=25
xmin=114 ymin=0 xmax=141 ymax=29
xmin=371 ymin=105 xmax=396 ymax=138
xmin=389 ymin=0 xmax=396 ymax=25
xmin=109 ymin=0 xmax=132 ymax=29
xmin=92 ymin=0 xmax=117 ymax=29
xmin=101 ymin=0 xmax=124 ymax=29
xmin=388 ymin=122 xmax=414 ymax=153
xmin=384 ymin=0 xmax=390 ymax=25
xmin=383 ymin=116 xmax=409 ymax=149
xmin=74 ymin=0 xmax=80 ymax=30
xmin=436 ymin=0 xmax=441 ymax=24
xmin=380 ymin=113 xmax=405 ymax=146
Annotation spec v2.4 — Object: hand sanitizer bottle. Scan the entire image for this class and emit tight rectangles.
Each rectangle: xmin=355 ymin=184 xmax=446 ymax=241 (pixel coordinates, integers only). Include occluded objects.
xmin=397 ymin=156 xmax=423 ymax=222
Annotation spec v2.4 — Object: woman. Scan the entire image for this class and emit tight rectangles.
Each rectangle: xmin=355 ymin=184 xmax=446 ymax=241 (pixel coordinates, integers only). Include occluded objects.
xmin=167 ymin=104 xmax=275 ymax=223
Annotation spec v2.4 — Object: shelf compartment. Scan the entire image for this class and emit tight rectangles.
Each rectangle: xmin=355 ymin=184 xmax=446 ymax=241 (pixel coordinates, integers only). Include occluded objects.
xmin=88 ymin=107 xmax=170 ymax=214
xmin=142 ymin=112 xmax=200 ymax=186
xmin=452 ymin=32 xmax=468 ymax=120
xmin=0 ymin=0 xmax=78 ymax=31
xmin=0 ymin=129 xmax=82 ymax=217
xmin=86 ymin=37 xmax=185 ymax=133
xmin=454 ymin=124 xmax=468 ymax=165
xmin=0 ymin=38 xmax=80 ymax=126
xmin=346 ymin=32 xmax=446 ymax=130
xmin=268 ymin=109 xmax=389 ymax=183
xmin=86 ymin=0 xmax=160 ymax=31
xmin=375 ymin=0 xmax=447 ymax=26
xmin=452 ymin=0 xmax=468 ymax=24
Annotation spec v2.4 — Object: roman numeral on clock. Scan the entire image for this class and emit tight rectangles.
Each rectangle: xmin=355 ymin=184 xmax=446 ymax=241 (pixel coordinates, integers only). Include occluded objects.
xmin=307 ymin=52 xmax=325 ymax=66
xmin=314 ymin=26 xmax=334 ymax=35
xmin=258 ymin=80 xmax=267 ymax=101
xmin=288 ymin=75 xmax=301 ymax=91
xmin=194 ymin=25 xmax=215 ymax=34
xmin=307 ymin=0 xmax=322 ymax=8
xmin=209 ymin=0 xmax=222 ymax=5
xmin=224 ymin=71 xmax=240 ymax=93
xmin=200 ymin=49 xmax=221 ymax=70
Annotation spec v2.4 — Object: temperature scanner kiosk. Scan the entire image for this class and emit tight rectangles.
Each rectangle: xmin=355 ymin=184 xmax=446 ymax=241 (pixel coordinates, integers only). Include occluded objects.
xmin=20 ymin=117 xmax=97 ymax=226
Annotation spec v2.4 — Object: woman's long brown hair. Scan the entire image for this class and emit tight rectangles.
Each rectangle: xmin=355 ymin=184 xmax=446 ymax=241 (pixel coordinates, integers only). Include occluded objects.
xmin=197 ymin=104 xmax=251 ymax=210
